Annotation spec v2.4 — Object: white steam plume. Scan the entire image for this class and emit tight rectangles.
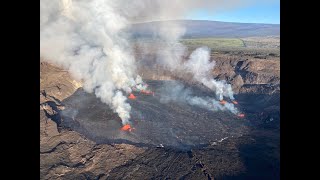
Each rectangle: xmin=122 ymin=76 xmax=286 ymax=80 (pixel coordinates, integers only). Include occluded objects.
xmin=126 ymin=0 xmax=252 ymax=71
xmin=41 ymin=0 xmax=251 ymax=124
xmin=159 ymin=81 xmax=238 ymax=114
xmin=41 ymin=0 xmax=142 ymax=125
xmin=184 ymin=47 xmax=235 ymax=100
xmin=125 ymin=0 xmax=251 ymax=100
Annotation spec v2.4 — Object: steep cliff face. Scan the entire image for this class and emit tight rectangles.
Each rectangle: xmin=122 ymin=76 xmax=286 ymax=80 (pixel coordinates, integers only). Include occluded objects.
xmin=137 ymin=52 xmax=280 ymax=95
xmin=40 ymin=50 xmax=280 ymax=179
xmin=40 ymin=61 xmax=82 ymax=101
xmin=211 ymin=53 xmax=280 ymax=94
xmin=40 ymin=61 xmax=146 ymax=179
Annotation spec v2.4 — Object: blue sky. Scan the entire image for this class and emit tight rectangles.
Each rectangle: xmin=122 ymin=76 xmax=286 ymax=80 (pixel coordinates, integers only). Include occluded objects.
xmin=186 ymin=1 xmax=280 ymax=24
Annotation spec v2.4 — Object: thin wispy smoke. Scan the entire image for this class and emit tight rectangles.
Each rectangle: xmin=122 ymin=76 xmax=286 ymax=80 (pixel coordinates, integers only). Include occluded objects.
xmin=159 ymin=81 xmax=238 ymax=114
xmin=125 ymin=0 xmax=244 ymax=101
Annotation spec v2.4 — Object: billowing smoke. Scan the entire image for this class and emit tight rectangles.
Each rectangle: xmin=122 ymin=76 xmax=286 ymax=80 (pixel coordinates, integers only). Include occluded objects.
xmin=40 ymin=0 xmax=142 ymax=125
xmin=184 ymin=47 xmax=235 ymax=100
xmin=159 ymin=81 xmax=238 ymax=114
xmin=124 ymin=0 xmax=246 ymax=100
xmin=41 ymin=0 xmax=250 ymax=125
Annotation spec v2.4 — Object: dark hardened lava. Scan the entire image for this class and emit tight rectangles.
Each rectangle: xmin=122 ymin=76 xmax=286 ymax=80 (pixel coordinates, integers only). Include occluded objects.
xmin=60 ymin=80 xmax=278 ymax=149
xmin=59 ymin=80 xmax=280 ymax=179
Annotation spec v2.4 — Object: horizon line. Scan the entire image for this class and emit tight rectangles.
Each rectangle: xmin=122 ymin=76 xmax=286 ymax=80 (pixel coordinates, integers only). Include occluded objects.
xmin=132 ymin=19 xmax=280 ymax=25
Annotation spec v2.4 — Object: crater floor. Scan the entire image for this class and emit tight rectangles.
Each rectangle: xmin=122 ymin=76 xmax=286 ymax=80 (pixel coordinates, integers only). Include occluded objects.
xmin=60 ymin=80 xmax=278 ymax=149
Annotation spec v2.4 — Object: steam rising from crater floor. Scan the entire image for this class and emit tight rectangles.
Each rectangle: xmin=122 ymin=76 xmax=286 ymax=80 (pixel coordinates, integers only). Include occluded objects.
xmin=61 ymin=80 xmax=250 ymax=149
xmin=41 ymin=0 xmax=251 ymax=125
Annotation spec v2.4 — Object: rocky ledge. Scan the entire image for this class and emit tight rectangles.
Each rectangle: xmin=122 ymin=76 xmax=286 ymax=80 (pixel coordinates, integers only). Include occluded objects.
xmin=40 ymin=52 xmax=279 ymax=179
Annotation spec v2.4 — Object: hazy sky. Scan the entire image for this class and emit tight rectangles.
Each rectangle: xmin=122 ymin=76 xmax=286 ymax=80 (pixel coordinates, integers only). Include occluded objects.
xmin=186 ymin=1 xmax=280 ymax=24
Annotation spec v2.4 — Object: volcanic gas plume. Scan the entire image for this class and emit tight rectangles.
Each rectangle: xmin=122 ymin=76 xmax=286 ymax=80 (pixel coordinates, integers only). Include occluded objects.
xmin=40 ymin=0 xmax=249 ymax=126
xmin=159 ymin=81 xmax=239 ymax=115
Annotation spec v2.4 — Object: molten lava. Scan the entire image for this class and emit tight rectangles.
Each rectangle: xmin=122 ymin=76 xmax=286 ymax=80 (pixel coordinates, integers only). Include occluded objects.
xmin=121 ymin=124 xmax=133 ymax=131
xmin=141 ymin=90 xmax=154 ymax=95
xmin=220 ymin=100 xmax=227 ymax=105
xmin=232 ymin=100 xmax=238 ymax=105
xmin=128 ymin=93 xmax=136 ymax=99
xmin=237 ymin=113 xmax=245 ymax=118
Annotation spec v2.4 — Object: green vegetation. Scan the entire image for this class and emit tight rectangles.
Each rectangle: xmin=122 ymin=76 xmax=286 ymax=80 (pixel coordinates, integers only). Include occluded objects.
xmin=132 ymin=37 xmax=280 ymax=56
xmin=180 ymin=38 xmax=245 ymax=49
xmin=179 ymin=37 xmax=279 ymax=55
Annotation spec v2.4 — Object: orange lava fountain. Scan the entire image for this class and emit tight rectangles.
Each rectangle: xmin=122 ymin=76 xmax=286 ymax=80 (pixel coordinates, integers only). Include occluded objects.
xmin=120 ymin=124 xmax=133 ymax=131
xmin=128 ymin=93 xmax=136 ymax=99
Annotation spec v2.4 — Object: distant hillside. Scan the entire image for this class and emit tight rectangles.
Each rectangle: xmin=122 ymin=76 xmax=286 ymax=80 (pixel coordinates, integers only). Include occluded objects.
xmin=129 ymin=20 xmax=279 ymax=38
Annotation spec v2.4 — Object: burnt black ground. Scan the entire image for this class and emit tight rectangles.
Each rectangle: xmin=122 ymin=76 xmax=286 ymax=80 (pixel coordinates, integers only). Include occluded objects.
xmin=60 ymin=80 xmax=253 ymax=149
xmin=60 ymin=80 xmax=279 ymax=148
xmin=60 ymin=80 xmax=280 ymax=179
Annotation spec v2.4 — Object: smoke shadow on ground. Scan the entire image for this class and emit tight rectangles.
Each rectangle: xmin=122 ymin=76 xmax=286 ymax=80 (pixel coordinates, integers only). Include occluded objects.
xmin=218 ymin=93 xmax=280 ymax=179
xmin=106 ymin=130 xmax=280 ymax=179
xmin=219 ymin=134 xmax=280 ymax=180
xmin=105 ymin=99 xmax=280 ymax=179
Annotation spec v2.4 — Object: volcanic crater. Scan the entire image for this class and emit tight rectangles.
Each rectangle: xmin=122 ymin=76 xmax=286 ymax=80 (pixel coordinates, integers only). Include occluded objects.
xmin=60 ymin=79 xmax=278 ymax=150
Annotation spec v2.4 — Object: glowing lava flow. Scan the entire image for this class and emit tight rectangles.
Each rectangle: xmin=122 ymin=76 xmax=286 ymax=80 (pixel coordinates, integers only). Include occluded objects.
xmin=128 ymin=93 xmax=136 ymax=100
xmin=140 ymin=90 xmax=154 ymax=96
xmin=120 ymin=124 xmax=134 ymax=132
xmin=220 ymin=100 xmax=227 ymax=105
